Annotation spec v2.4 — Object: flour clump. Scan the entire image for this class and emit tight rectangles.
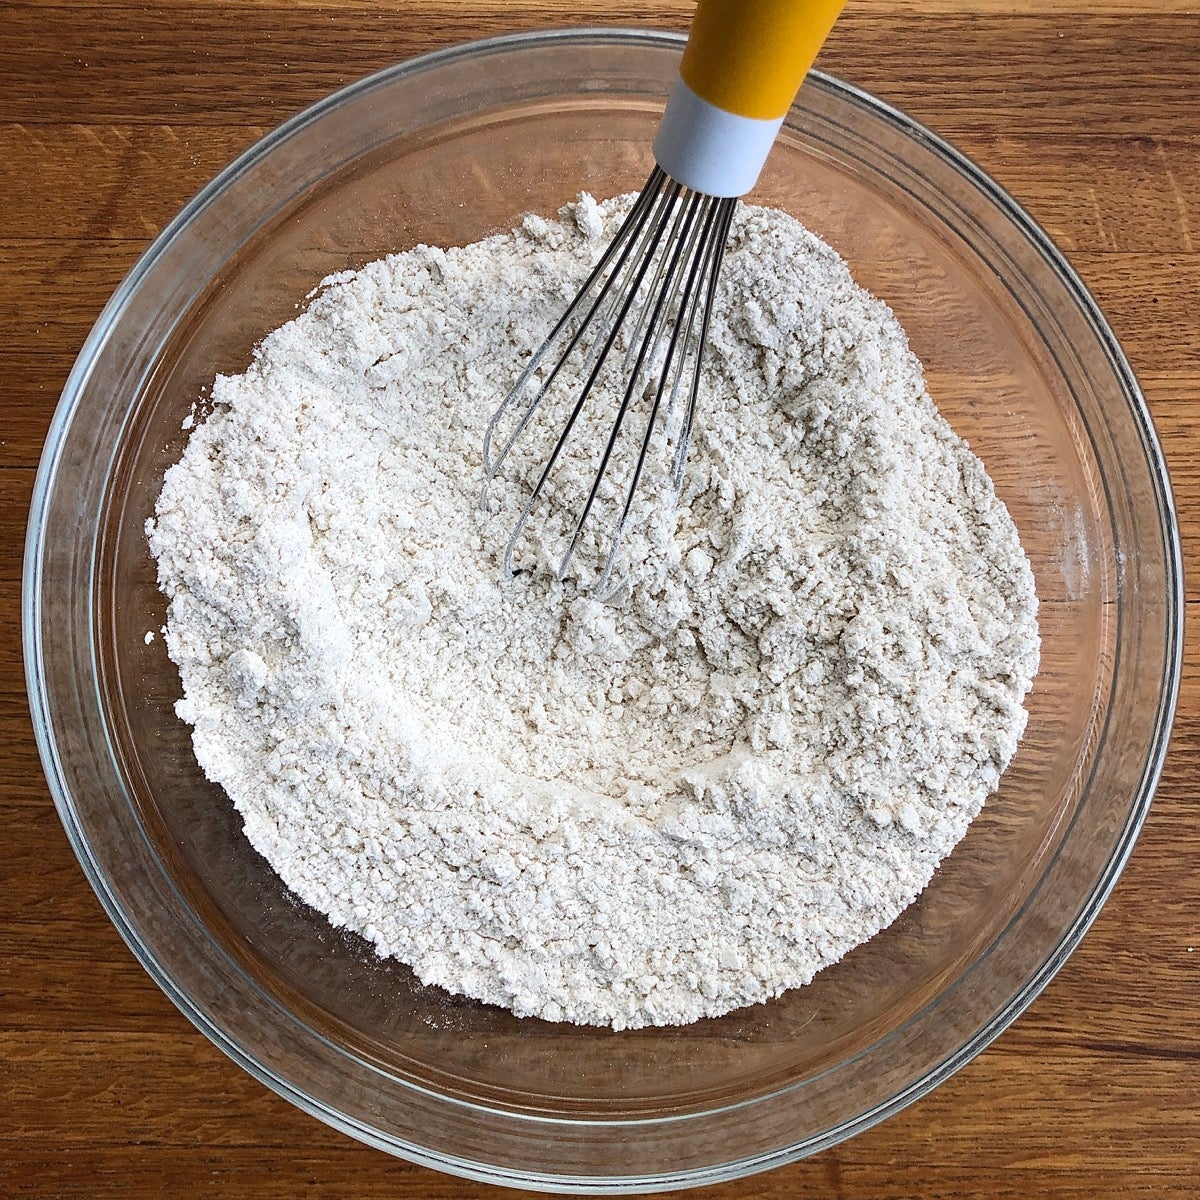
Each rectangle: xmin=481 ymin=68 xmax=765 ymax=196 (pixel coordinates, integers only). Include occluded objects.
xmin=148 ymin=196 xmax=1040 ymax=1029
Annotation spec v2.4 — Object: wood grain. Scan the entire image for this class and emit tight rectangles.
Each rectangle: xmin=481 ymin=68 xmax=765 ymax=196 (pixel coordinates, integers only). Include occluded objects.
xmin=2 ymin=2 xmax=1198 ymax=1197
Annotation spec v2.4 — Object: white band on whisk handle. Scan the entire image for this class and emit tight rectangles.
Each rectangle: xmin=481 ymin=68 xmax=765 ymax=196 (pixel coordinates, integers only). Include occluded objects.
xmin=653 ymin=80 xmax=785 ymax=199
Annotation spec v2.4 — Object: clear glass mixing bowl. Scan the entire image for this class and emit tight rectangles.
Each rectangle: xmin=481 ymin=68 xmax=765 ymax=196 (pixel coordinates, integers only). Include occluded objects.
xmin=23 ymin=29 xmax=1181 ymax=1193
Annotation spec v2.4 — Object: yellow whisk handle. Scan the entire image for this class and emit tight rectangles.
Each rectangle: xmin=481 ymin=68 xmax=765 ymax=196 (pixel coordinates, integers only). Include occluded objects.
xmin=653 ymin=0 xmax=848 ymax=197
xmin=681 ymin=0 xmax=848 ymax=122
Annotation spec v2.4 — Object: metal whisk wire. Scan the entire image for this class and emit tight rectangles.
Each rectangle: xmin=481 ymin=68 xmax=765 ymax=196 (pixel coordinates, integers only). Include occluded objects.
xmin=480 ymin=0 xmax=848 ymax=594
xmin=481 ymin=166 xmax=737 ymax=593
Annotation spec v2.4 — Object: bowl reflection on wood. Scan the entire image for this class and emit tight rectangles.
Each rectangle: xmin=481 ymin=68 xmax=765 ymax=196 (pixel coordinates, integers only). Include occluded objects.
xmin=24 ymin=28 xmax=1180 ymax=1193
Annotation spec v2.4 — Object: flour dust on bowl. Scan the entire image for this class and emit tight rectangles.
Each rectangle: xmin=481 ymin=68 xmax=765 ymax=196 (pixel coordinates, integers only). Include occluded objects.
xmin=23 ymin=30 xmax=1181 ymax=1192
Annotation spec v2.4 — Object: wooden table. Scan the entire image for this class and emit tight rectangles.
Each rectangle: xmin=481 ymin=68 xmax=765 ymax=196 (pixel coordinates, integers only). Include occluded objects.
xmin=3 ymin=1 xmax=1197 ymax=1195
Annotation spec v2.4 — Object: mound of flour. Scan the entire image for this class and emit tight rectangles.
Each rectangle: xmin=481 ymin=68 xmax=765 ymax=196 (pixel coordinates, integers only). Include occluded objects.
xmin=148 ymin=196 xmax=1039 ymax=1029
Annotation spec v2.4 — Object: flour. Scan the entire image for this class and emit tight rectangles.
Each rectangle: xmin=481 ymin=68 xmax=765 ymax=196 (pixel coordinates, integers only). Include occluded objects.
xmin=147 ymin=195 xmax=1039 ymax=1029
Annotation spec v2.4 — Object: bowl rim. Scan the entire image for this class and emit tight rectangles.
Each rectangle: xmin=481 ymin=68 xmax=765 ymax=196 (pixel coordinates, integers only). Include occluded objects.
xmin=23 ymin=25 xmax=1184 ymax=1194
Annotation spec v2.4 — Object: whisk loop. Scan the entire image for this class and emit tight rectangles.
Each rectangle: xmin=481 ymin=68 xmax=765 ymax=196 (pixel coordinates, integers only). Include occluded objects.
xmin=481 ymin=167 xmax=737 ymax=594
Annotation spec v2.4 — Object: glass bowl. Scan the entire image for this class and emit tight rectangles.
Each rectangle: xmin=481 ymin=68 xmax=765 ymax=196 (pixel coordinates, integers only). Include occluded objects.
xmin=23 ymin=28 xmax=1181 ymax=1193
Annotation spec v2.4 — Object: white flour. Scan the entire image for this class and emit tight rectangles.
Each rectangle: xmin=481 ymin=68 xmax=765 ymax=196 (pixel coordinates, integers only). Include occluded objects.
xmin=148 ymin=196 xmax=1039 ymax=1029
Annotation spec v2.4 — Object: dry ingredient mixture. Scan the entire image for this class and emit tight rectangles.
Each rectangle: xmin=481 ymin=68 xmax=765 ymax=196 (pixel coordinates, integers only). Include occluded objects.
xmin=148 ymin=195 xmax=1039 ymax=1029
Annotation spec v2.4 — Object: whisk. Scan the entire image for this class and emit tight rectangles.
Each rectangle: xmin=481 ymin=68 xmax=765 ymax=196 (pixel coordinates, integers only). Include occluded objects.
xmin=482 ymin=0 xmax=847 ymax=593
